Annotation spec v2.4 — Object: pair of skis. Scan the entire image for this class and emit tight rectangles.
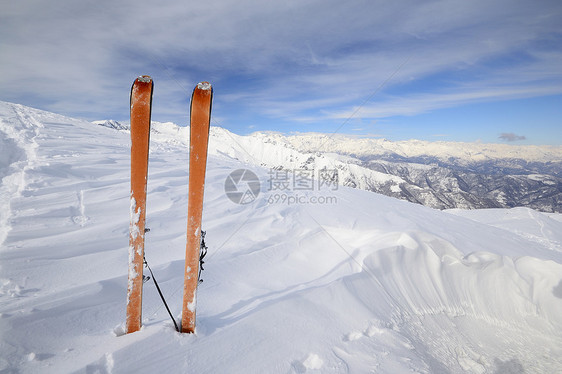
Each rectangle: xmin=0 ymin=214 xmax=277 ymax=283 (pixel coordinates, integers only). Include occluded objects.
xmin=126 ymin=75 xmax=213 ymax=334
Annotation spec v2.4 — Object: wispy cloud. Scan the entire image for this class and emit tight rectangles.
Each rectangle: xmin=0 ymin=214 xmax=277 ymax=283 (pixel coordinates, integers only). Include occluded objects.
xmin=1 ymin=0 xmax=561 ymax=144
xmin=499 ymin=133 xmax=527 ymax=142
xmin=327 ymin=85 xmax=562 ymax=120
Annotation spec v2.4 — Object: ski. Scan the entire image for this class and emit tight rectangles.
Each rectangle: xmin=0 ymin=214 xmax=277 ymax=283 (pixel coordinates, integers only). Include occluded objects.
xmin=182 ymin=82 xmax=213 ymax=333
xmin=126 ymin=75 xmax=153 ymax=334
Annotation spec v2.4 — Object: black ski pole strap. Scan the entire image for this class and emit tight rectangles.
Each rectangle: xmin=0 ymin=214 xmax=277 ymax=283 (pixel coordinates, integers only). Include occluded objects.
xmin=143 ymin=257 xmax=180 ymax=332
xmin=198 ymin=231 xmax=208 ymax=284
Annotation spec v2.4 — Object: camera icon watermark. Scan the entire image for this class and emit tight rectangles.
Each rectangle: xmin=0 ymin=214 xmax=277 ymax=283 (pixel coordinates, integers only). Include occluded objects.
xmin=224 ymin=169 xmax=261 ymax=204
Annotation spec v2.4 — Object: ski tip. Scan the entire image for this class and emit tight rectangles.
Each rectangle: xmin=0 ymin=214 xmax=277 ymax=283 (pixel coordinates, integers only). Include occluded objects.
xmin=136 ymin=75 xmax=152 ymax=83
xmin=196 ymin=82 xmax=212 ymax=91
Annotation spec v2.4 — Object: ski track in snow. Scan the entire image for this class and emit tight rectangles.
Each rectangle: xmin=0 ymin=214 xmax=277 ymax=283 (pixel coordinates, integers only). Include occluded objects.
xmin=0 ymin=101 xmax=562 ymax=373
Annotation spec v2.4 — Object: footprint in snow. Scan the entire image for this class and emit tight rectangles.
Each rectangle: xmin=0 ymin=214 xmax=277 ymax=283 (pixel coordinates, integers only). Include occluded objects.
xmin=343 ymin=321 xmax=386 ymax=342
xmin=291 ymin=353 xmax=324 ymax=373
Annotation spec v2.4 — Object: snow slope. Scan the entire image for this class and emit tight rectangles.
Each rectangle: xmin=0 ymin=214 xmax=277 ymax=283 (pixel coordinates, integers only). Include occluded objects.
xmin=1 ymin=101 xmax=562 ymax=373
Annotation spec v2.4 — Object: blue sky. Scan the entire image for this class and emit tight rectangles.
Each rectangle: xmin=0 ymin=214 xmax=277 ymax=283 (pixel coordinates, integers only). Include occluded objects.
xmin=1 ymin=0 xmax=561 ymax=145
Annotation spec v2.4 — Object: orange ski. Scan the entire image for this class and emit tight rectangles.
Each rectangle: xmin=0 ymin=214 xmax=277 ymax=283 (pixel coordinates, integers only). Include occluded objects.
xmin=126 ymin=75 xmax=153 ymax=334
xmin=182 ymin=82 xmax=213 ymax=333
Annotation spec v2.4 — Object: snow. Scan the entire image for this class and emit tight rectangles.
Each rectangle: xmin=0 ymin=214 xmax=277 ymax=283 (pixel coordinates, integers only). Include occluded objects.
xmin=197 ymin=82 xmax=212 ymax=91
xmin=136 ymin=75 xmax=152 ymax=83
xmin=1 ymin=101 xmax=562 ymax=373
xmin=186 ymin=295 xmax=197 ymax=313
xmin=262 ymin=132 xmax=562 ymax=163
xmin=129 ymin=196 xmax=140 ymax=242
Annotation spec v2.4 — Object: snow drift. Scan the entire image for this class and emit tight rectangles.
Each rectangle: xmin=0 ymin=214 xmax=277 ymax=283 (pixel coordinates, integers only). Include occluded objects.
xmin=1 ymin=101 xmax=561 ymax=373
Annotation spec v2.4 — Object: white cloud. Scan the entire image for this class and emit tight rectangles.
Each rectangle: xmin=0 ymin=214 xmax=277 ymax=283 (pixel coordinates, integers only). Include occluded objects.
xmin=1 ymin=0 xmax=561 ymax=127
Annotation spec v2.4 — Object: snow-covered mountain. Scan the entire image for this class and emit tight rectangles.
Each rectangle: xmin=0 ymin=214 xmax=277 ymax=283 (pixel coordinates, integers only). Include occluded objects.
xmin=97 ymin=119 xmax=562 ymax=212
xmin=227 ymin=131 xmax=562 ymax=212
xmin=256 ymin=131 xmax=561 ymax=163
xmin=1 ymin=101 xmax=562 ymax=373
xmin=274 ymin=132 xmax=562 ymax=212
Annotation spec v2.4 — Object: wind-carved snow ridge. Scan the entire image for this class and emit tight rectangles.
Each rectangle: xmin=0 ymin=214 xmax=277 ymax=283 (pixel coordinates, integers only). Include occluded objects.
xmin=0 ymin=103 xmax=42 ymax=246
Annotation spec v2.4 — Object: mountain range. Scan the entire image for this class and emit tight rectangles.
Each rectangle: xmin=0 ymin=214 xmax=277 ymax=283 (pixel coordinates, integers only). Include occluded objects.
xmin=97 ymin=120 xmax=562 ymax=212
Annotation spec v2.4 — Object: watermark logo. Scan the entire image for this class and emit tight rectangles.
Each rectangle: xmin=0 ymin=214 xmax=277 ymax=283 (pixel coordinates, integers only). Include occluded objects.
xmin=268 ymin=168 xmax=339 ymax=192
xmin=224 ymin=169 xmax=261 ymax=204
xmin=225 ymin=167 xmax=339 ymax=205
xmin=267 ymin=193 xmax=338 ymax=206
